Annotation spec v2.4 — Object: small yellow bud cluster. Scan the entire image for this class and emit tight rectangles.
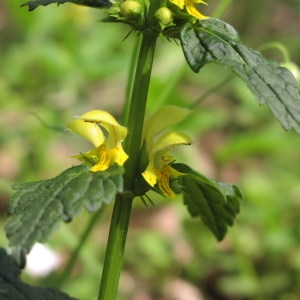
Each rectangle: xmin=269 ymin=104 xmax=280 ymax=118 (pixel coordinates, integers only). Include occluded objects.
xmin=105 ymin=0 xmax=208 ymax=33
xmin=154 ymin=0 xmax=208 ymax=29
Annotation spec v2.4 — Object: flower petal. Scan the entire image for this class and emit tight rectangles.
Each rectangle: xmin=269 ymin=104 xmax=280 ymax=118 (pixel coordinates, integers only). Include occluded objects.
xmin=104 ymin=124 xmax=128 ymax=150
xmin=109 ymin=144 xmax=129 ymax=166
xmin=169 ymin=0 xmax=208 ymax=19
xmin=80 ymin=110 xmax=122 ymax=127
xmin=142 ymin=159 xmax=158 ymax=187
xmin=79 ymin=110 xmax=128 ymax=149
xmin=169 ymin=0 xmax=184 ymax=9
xmin=149 ymin=131 xmax=192 ymax=157
xmin=69 ymin=110 xmax=128 ymax=172
xmin=90 ymin=145 xmax=111 ymax=172
xmin=185 ymin=0 xmax=208 ymax=19
xmin=68 ymin=118 xmax=104 ymax=147
xmin=157 ymin=165 xmax=177 ymax=198
xmin=89 ymin=143 xmax=128 ymax=172
xmin=143 ymin=105 xmax=190 ymax=148
xmin=142 ymin=131 xmax=191 ymax=191
xmin=141 ymin=106 xmax=193 ymax=197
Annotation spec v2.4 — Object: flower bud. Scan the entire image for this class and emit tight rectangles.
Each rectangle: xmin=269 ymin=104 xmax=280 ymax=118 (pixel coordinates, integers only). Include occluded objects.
xmin=120 ymin=0 xmax=142 ymax=19
xmin=155 ymin=7 xmax=173 ymax=26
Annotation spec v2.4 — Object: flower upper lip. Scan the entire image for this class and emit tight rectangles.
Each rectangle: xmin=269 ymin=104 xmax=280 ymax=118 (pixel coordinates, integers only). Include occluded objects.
xmin=141 ymin=105 xmax=192 ymax=197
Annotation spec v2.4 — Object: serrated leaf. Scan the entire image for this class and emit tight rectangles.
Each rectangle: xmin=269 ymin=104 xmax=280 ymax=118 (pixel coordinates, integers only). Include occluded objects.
xmin=173 ymin=163 xmax=242 ymax=241
xmin=21 ymin=0 xmax=112 ymax=11
xmin=180 ymin=18 xmax=300 ymax=134
xmin=0 ymin=248 xmax=78 ymax=300
xmin=5 ymin=165 xmax=124 ymax=260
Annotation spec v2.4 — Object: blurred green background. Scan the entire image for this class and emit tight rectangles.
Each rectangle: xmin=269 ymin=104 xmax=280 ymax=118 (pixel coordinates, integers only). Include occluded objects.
xmin=1 ymin=0 xmax=300 ymax=299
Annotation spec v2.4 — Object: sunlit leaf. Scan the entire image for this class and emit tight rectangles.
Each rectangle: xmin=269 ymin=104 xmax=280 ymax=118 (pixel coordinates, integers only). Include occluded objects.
xmin=180 ymin=18 xmax=300 ymax=134
xmin=5 ymin=165 xmax=124 ymax=263
xmin=173 ymin=163 xmax=242 ymax=241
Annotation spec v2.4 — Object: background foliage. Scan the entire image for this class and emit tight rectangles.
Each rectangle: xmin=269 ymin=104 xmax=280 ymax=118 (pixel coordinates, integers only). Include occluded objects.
xmin=1 ymin=0 xmax=300 ymax=299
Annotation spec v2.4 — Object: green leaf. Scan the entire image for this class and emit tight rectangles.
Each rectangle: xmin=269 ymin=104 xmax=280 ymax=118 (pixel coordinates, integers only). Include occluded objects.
xmin=0 ymin=248 xmax=78 ymax=300
xmin=21 ymin=0 xmax=112 ymax=11
xmin=180 ymin=18 xmax=300 ymax=134
xmin=173 ymin=163 xmax=242 ymax=241
xmin=5 ymin=165 xmax=124 ymax=261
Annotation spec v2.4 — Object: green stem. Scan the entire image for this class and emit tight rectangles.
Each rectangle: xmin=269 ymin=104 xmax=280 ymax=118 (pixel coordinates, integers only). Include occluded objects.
xmin=122 ymin=35 xmax=142 ymax=124
xmin=98 ymin=30 xmax=158 ymax=300
xmin=97 ymin=193 xmax=133 ymax=300
xmin=123 ymin=30 xmax=158 ymax=188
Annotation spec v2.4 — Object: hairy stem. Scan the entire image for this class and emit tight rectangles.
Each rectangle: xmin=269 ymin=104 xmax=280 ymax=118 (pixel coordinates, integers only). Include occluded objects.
xmin=97 ymin=29 xmax=158 ymax=300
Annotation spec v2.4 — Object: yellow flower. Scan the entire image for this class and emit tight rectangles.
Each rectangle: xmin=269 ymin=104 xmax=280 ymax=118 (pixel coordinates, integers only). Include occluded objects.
xmin=169 ymin=0 xmax=208 ymax=19
xmin=142 ymin=106 xmax=192 ymax=198
xmin=68 ymin=110 xmax=128 ymax=172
